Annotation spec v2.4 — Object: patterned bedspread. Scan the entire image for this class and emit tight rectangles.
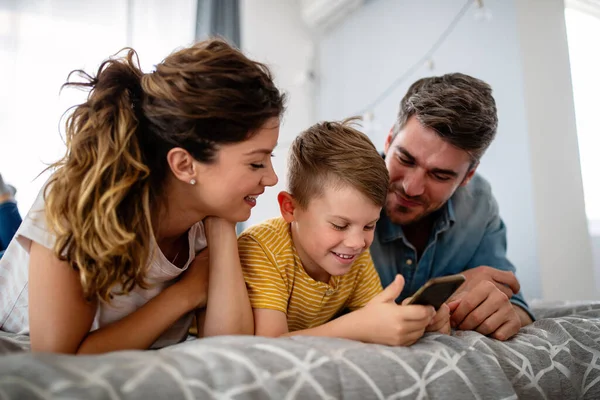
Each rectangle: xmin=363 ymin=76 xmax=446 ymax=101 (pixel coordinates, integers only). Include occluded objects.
xmin=1 ymin=301 xmax=599 ymax=399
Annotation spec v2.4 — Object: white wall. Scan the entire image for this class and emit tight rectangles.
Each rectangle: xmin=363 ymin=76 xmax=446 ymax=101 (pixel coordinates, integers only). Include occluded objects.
xmin=240 ymin=0 xmax=316 ymax=228
xmin=316 ymin=0 xmax=542 ymax=300
xmin=315 ymin=0 xmax=597 ymax=301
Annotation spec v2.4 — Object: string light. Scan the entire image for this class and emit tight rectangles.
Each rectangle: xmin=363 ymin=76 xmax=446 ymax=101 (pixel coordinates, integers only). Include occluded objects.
xmin=424 ymin=58 xmax=435 ymax=71
xmin=354 ymin=0 xmax=483 ymax=121
xmin=474 ymin=0 xmax=493 ymax=21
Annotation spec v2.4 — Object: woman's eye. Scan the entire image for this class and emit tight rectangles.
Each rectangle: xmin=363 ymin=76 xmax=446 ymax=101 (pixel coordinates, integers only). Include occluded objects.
xmin=250 ymin=163 xmax=265 ymax=169
xmin=364 ymin=225 xmax=375 ymax=231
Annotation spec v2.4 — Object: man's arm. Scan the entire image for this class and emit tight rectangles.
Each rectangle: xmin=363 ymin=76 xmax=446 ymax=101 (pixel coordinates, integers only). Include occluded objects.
xmin=448 ymin=194 xmax=533 ymax=340
xmin=452 ymin=266 xmax=534 ymax=327
xmin=462 ymin=194 xmax=535 ymax=325
xmin=513 ymin=304 xmax=533 ymax=326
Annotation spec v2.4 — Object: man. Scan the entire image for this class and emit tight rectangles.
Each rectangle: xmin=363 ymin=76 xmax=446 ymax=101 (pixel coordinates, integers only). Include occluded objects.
xmin=0 ymin=174 xmax=21 ymax=259
xmin=371 ymin=73 xmax=534 ymax=341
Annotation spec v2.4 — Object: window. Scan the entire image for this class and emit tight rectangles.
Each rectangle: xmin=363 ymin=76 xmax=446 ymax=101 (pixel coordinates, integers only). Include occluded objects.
xmin=0 ymin=0 xmax=196 ymax=214
xmin=565 ymin=2 xmax=600 ymax=232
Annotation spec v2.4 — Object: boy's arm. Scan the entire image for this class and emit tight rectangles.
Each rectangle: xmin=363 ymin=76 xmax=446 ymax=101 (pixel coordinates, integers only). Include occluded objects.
xmin=252 ymin=308 xmax=369 ymax=342
xmin=256 ymin=275 xmax=435 ymax=347
xmin=238 ymin=233 xmax=290 ymax=332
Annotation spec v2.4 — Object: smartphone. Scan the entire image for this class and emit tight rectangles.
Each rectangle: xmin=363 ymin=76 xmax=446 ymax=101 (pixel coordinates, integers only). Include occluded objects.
xmin=406 ymin=274 xmax=466 ymax=310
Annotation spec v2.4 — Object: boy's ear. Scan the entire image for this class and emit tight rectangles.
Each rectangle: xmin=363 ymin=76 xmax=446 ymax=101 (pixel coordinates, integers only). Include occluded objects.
xmin=278 ymin=191 xmax=297 ymax=223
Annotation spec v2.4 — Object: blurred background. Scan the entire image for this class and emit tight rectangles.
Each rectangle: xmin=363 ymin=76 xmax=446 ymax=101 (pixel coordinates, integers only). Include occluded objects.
xmin=0 ymin=0 xmax=598 ymax=303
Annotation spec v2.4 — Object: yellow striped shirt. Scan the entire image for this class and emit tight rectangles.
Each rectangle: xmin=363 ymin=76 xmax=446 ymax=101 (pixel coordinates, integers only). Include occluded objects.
xmin=238 ymin=217 xmax=383 ymax=332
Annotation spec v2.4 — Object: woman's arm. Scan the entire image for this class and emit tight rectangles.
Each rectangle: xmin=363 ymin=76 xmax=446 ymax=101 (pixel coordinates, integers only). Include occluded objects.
xmin=28 ymin=241 xmax=205 ymax=354
xmin=202 ymin=217 xmax=254 ymax=336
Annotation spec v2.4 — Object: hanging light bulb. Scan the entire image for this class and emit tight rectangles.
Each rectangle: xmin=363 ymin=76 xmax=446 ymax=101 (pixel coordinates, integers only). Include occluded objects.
xmin=474 ymin=0 xmax=493 ymax=21
xmin=362 ymin=111 xmax=381 ymax=138
xmin=424 ymin=58 xmax=435 ymax=71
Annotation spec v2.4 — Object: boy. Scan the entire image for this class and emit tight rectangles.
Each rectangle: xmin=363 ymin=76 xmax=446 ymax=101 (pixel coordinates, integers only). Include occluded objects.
xmin=239 ymin=120 xmax=450 ymax=346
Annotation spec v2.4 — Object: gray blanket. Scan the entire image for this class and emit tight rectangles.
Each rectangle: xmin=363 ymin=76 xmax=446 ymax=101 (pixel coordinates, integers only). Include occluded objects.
xmin=1 ymin=302 xmax=599 ymax=399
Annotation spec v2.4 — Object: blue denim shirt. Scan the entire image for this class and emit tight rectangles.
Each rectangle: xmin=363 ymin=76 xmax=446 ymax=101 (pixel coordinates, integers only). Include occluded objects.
xmin=371 ymin=174 xmax=534 ymax=319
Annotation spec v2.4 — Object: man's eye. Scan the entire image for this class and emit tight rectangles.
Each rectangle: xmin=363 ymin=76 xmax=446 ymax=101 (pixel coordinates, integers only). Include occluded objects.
xmin=398 ymin=156 xmax=414 ymax=165
xmin=433 ymin=174 xmax=451 ymax=181
xmin=331 ymin=223 xmax=348 ymax=231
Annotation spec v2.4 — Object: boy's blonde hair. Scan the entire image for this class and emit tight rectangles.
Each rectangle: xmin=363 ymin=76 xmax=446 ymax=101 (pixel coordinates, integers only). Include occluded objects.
xmin=287 ymin=118 xmax=389 ymax=209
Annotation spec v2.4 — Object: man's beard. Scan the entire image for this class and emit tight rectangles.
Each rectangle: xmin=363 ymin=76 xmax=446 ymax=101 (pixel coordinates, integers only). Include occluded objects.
xmin=385 ymin=185 xmax=436 ymax=225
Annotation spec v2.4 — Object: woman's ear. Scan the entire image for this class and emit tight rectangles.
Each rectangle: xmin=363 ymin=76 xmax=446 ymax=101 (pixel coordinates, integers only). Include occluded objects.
xmin=167 ymin=147 xmax=197 ymax=184
xmin=278 ymin=191 xmax=297 ymax=223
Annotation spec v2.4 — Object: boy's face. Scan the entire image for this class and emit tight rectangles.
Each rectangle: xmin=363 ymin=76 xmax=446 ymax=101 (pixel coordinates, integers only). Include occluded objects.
xmin=287 ymin=184 xmax=381 ymax=282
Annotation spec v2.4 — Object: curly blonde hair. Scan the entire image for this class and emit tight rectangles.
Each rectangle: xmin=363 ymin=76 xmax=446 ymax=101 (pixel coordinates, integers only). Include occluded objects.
xmin=45 ymin=39 xmax=285 ymax=302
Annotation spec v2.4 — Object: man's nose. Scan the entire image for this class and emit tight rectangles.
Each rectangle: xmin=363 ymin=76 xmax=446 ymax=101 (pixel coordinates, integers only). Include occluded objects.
xmin=402 ymin=169 xmax=425 ymax=197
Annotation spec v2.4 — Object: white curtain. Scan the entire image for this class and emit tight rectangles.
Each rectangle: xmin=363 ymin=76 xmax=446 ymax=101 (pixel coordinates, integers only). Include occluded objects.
xmin=0 ymin=0 xmax=197 ymax=214
xmin=565 ymin=5 xmax=600 ymax=224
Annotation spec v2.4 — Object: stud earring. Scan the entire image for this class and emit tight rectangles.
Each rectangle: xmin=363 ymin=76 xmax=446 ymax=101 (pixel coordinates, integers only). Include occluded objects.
xmin=190 ymin=179 xmax=196 ymax=185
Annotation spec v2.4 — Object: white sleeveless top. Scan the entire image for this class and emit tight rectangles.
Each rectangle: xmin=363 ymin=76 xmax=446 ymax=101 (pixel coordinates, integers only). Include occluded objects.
xmin=0 ymin=186 xmax=206 ymax=349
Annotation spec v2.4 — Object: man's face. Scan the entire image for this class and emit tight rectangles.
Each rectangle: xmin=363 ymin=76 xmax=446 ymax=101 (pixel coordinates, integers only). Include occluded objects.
xmin=384 ymin=115 xmax=476 ymax=225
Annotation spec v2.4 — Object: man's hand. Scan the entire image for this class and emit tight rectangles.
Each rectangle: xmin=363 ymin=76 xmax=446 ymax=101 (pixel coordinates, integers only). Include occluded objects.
xmin=452 ymin=266 xmax=520 ymax=300
xmin=448 ymin=281 xmax=521 ymax=341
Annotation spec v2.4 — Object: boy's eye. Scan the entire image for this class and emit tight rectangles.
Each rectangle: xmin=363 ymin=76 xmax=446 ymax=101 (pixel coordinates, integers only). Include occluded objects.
xmin=331 ymin=223 xmax=348 ymax=231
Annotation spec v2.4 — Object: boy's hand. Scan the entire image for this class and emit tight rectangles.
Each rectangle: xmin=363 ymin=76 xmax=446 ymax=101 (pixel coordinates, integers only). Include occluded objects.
xmin=401 ymin=296 xmax=451 ymax=335
xmin=360 ymin=275 xmax=435 ymax=346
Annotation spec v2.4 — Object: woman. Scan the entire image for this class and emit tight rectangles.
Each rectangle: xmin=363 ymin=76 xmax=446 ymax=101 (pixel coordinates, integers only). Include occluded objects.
xmin=0 ymin=39 xmax=285 ymax=354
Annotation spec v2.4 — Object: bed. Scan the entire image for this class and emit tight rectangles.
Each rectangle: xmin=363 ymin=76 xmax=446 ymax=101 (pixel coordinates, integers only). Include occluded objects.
xmin=1 ymin=301 xmax=599 ymax=399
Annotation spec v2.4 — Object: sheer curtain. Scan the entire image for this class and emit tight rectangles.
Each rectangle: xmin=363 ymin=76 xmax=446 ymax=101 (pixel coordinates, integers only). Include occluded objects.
xmin=0 ymin=0 xmax=197 ymax=214
xmin=196 ymin=0 xmax=240 ymax=46
xmin=565 ymin=3 xmax=600 ymax=229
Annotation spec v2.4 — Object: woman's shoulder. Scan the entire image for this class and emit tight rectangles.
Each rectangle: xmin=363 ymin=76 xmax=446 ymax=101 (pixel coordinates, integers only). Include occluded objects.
xmin=189 ymin=221 xmax=208 ymax=253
